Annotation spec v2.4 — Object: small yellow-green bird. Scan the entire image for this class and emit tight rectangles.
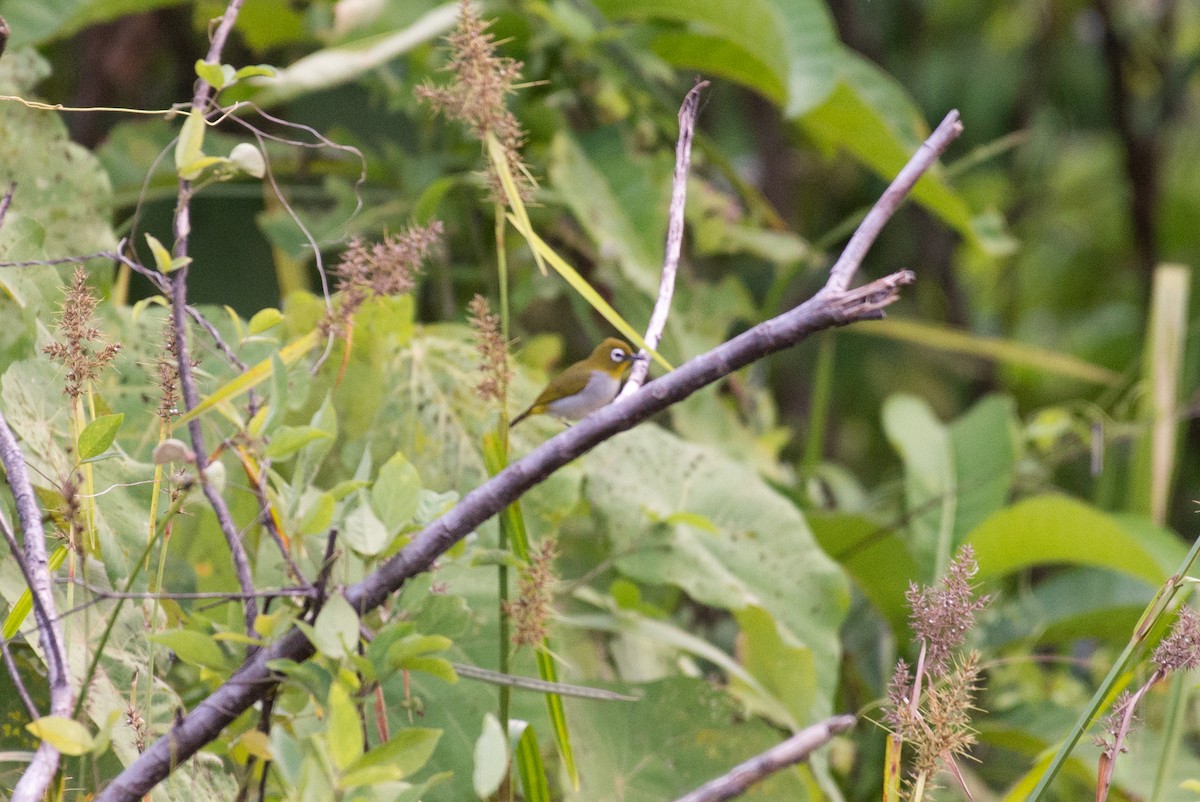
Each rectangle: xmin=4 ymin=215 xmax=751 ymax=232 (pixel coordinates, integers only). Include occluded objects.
xmin=510 ymin=337 xmax=638 ymax=427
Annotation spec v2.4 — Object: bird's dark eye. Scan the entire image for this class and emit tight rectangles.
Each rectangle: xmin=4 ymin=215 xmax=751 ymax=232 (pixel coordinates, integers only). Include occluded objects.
xmin=610 ymin=348 xmax=626 ymax=362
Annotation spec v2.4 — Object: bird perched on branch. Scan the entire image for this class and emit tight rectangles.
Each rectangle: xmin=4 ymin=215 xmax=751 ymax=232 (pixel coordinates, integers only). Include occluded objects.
xmin=510 ymin=338 xmax=638 ymax=427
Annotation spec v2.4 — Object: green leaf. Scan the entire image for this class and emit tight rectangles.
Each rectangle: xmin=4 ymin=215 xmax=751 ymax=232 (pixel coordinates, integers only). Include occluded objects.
xmin=593 ymin=0 xmax=838 ymax=117
xmin=327 ymin=682 xmax=364 ymax=771
xmin=174 ymin=108 xmax=207 ymax=179
xmin=4 ymin=545 xmax=68 ymax=639
xmin=194 ymin=59 xmax=235 ymax=90
xmin=514 ymin=724 xmax=552 ymax=802
xmin=730 ymin=605 xmax=818 ymax=730
xmin=372 ymin=451 xmax=422 ymax=534
xmin=247 ymin=307 xmax=283 ymax=335
xmin=585 ymin=427 xmax=848 ymax=709
xmin=548 ymin=129 xmax=671 ymax=297
xmin=310 ymin=593 xmax=359 ymax=659
xmin=809 ymin=512 xmax=918 ymax=633
xmin=882 ymin=393 xmax=1016 ymax=580
xmin=342 ymin=499 xmax=390 ymax=556
xmin=386 ymin=634 xmax=452 ymax=667
xmin=801 ymin=52 xmax=991 ymax=248
xmin=77 ymin=413 xmax=124 ymax=460
xmin=343 ymin=728 xmax=442 ymax=782
xmin=233 ymin=64 xmax=277 ymax=81
xmin=172 ymin=330 xmax=321 ymax=428
xmin=144 ymin=233 xmax=174 ymax=273
xmin=473 ymin=713 xmax=508 ymax=798
xmin=26 ymin=716 xmax=94 ymax=756
xmin=852 ymin=318 xmax=1122 ymax=386
xmin=149 ymin=629 xmax=231 ymax=672
xmin=265 ymin=424 xmax=332 ymax=460
xmin=247 ymin=4 xmax=460 ymax=107
xmin=968 ymin=495 xmax=1184 ymax=586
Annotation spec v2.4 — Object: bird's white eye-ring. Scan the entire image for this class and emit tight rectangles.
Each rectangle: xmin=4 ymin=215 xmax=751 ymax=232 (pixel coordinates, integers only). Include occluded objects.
xmin=610 ymin=347 xmax=627 ymax=363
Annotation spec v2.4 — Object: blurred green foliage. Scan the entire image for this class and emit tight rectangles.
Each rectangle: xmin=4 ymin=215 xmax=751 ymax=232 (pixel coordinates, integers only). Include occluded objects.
xmin=0 ymin=0 xmax=1196 ymax=799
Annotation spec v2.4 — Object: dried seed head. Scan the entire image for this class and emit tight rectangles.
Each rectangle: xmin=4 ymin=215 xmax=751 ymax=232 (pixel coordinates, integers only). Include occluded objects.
xmin=43 ymin=267 xmax=123 ymax=398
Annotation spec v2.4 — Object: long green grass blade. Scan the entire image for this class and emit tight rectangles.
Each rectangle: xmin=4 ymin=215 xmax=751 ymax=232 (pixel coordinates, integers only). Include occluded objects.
xmin=482 ymin=433 xmax=579 ymax=789
xmin=504 ymin=214 xmax=672 ymax=372
xmin=1130 ymin=264 xmax=1189 ymax=523
xmin=172 ymin=330 xmax=320 ymax=429
xmin=851 ymin=318 xmax=1121 ymax=385
xmin=515 ymin=724 xmax=552 ymax=802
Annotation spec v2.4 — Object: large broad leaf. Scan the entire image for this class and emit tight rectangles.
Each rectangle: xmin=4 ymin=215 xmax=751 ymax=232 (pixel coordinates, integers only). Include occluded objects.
xmin=565 ymin=677 xmax=810 ymax=801
xmin=583 ymin=426 xmax=848 ymax=714
xmin=0 ymin=50 xmax=117 ymax=311
xmin=242 ymin=2 xmax=459 ymax=107
xmin=809 ymin=512 xmax=919 ymax=634
xmin=801 ymin=51 xmax=1005 ymax=252
xmin=882 ymin=393 xmax=1017 ymax=581
xmin=967 ymin=495 xmax=1184 ymax=586
xmin=548 ymin=128 xmax=673 ymax=297
xmin=594 ymin=0 xmax=838 ymax=117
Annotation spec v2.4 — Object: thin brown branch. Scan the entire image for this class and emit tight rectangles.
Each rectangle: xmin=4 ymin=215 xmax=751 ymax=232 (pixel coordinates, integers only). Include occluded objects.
xmin=0 ymin=630 xmax=38 ymax=721
xmin=619 ymin=79 xmax=707 ymax=398
xmin=93 ymin=110 xmax=963 ymax=802
xmin=825 ymin=111 xmax=963 ymax=294
xmin=167 ymin=0 xmax=258 ymax=639
xmin=672 ymin=715 xmax=856 ymax=802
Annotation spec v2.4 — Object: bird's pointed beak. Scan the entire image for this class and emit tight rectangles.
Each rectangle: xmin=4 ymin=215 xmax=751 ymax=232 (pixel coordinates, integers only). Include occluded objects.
xmin=630 ymin=351 xmax=647 ymax=362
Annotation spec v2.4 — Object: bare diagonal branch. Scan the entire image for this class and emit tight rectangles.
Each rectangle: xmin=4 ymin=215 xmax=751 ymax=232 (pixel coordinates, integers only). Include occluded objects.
xmin=93 ymin=110 xmax=962 ymax=802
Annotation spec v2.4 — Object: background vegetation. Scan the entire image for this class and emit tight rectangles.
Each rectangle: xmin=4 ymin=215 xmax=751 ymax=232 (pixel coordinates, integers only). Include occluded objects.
xmin=0 ymin=0 xmax=1197 ymax=799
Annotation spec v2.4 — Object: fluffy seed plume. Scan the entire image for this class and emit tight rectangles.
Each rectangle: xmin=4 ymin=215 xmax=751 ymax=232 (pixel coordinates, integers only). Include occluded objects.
xmin=906 ymin=545 xmax=991 ymax=675
xmin=467 ymin=294 xmax=510 ymax=404
xmin=503 ymin=539 xmax=557 ymax=648
xmin=415 ymin=0 xmax=533 ymax=202
xmin=324 ymin=221 xmax=444 ymax=336
xmin=43 ymin=267 xmax=122 ymax=399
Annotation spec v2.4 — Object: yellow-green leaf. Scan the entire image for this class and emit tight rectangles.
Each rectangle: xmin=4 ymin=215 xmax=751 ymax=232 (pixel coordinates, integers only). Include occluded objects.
xmin=172 ymin=330 xmax=320 ymax=429
xmin=77 ymin=413 xmax=123 ymax=461
xmin=504 ymin=214 xmax=672 ymax=372
xmin=174 ymin=109 xmax=207 ymax=177
xmin=144 ymin=233 xmax=173 ymax=273
xmin=26 ymin=716 xmax=93 ymax=756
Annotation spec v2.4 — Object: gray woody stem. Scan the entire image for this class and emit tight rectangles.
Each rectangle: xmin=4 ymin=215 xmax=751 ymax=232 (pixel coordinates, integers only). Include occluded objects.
xmin=673 ymin=715 xmax=856 ymax=802
xmin=0 ymin=411 xmax=72 ymax=802
xmin=95 ymin=110 xmax=963 ymax=802
xmin=619 ymin=78 xmax=708 ymax=398
xmin=167 ymin=0 xmax=259 ymax=638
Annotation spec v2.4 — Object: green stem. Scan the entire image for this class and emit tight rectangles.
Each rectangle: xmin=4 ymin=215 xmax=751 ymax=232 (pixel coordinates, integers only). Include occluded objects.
xmin=72 ymin=491 xmax=187 ymax=719
xmin=1028 ymin=549 xmax=1199 ymax=798
xmin=802 ymin=331 xmax=836 ymax=473
xmin=494 ymin=204 xmax=512 ymax=800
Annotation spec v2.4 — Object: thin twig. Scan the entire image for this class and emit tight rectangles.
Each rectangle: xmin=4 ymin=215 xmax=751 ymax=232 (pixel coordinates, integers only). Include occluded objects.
xmin=619 ymin=79 xmax=707 ymax=398
xmin=247 ymin=458 xmax=310 ymax=587
xmin=0 ymin=631 xmax=38 ymax=721
xmin=60 ymin=579 xmax=314 ymax=601
xmin=825 ymin=112 xmax=964 ymax=294
xmin=672 ymin=715 xmax=856 ymax=802
xmin=167 ymin=0 xmax=259 ymax=639
xmin=92 ymin=110 xmax=963 ymax=802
